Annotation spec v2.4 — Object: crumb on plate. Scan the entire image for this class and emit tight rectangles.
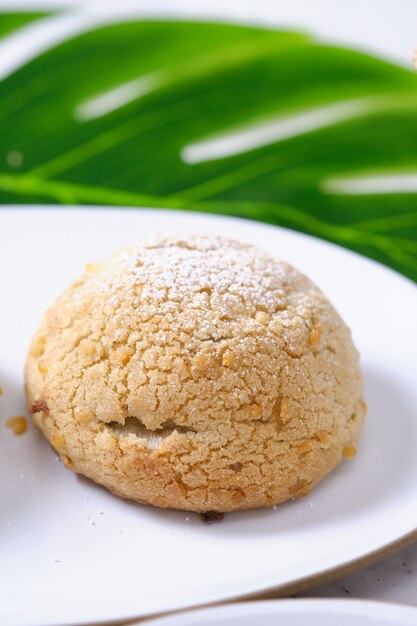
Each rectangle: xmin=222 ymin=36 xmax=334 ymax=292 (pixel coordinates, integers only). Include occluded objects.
xmin=200 ymin=511 xmax=225 ymax=524
xmin=6 ymin=416 xmax=27 ymax=436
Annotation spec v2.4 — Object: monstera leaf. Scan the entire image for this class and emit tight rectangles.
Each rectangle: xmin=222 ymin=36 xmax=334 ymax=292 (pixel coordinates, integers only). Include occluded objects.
xmin=1 ymin=16 xmax=417 ymax=280
xmin=0 ymin=12 xmax=48 ymax=38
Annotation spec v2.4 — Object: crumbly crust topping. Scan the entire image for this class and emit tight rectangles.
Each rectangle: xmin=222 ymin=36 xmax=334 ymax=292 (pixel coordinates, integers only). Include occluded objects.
xmin=25 ymin=235 xmax=364 ymax=512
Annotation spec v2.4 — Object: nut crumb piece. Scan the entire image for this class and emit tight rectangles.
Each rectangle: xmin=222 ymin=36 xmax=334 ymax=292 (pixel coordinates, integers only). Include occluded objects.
xmin=29 ymin=399 xmax=49 ymax=414
xmin=222 ymin=350 xmax=234 ymax=367
xmin=6 ymin=416 xmax=27 ymax=436
xmin=51 ymin=433 xmax=66 ymax=447
xmin=308 ymin=326 xmax=322 ymax=351
xmin=249 ymin=404 xmax=262 ymax=420
xmin=62 ymin=455 xmax=73 ymax=468
xmin=30 ymin=336 xmax=46 ymax=358
xmin=75 ymin=412 xmax=92 ymax=424
xmin=278 ymin=397 xmax=292 ymax=424
xmin=255 ymin=310 xmax=270 ymax=325
xmin=38 ymin=361 xmax=48 ymax=374
xmin=343 ymin=445 xmax=357 ymax=459
xmin=200 ymin=511 xmax=224 ymax=524
xmin=298 ymin=441 xmax=312 ymax=454
xmin=0 ymin=385 xmax=3 ymax=396
xmin=316 ymin=430 xmax=330 ymax=445
xmin=193 ymin=353 xmax=211 ymax=371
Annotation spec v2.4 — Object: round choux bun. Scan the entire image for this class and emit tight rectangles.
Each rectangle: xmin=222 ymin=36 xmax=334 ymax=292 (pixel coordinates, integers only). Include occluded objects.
xmin=26 ymin=235 xmax=365 ymax=513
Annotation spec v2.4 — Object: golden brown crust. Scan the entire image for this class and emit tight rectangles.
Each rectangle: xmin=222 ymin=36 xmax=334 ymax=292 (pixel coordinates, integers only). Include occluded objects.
xmin=25 ymin=235 xmax=365 ymax=512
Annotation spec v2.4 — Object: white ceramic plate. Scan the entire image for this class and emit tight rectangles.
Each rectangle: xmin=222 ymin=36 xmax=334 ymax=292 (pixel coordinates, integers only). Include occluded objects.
xmin=142 ymin=599 xmax=417 ymax=626
xmin=1 ymin=207 xmax=416 ymax=626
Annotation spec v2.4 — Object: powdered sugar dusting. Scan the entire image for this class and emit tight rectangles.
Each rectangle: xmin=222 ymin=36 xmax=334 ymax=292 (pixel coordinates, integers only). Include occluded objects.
xmin=86 ymin=235 xmax=312 ymax=331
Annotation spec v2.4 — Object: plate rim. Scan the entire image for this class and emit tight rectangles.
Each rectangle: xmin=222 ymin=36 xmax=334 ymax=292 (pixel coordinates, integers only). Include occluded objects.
xmin=1 ymin=205 xmax=417 ymax=626
xmin=234 ymin=527 xmax=417 ymax=603
xmin=136 ymin=598 xmax=417 ymax=626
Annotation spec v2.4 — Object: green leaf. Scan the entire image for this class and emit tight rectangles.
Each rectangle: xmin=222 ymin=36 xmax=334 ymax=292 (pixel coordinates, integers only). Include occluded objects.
xmin=1 ymin=17 xmax=416 ymax=280
xmin=0 ymin=12 xmax=51 ymax=40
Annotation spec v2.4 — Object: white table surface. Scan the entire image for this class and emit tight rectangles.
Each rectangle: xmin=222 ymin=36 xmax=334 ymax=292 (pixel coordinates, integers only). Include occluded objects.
xmin=300 ymin=541 xmax=417 ymax=606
